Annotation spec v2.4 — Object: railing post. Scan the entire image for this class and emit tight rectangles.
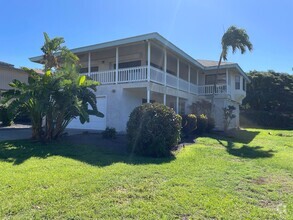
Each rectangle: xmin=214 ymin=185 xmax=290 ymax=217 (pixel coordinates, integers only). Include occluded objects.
xmin=116 ymin=47 xmax=119 ymax=84
xmin=147 ymin=41 xmax=151 ymax=82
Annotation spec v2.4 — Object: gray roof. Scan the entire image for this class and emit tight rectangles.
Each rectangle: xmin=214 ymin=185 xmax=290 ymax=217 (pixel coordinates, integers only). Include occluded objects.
xmin=196 ymin=59 xmax=235 ymax=68
xmin=0 ymin=61 xmax=14 ymax=68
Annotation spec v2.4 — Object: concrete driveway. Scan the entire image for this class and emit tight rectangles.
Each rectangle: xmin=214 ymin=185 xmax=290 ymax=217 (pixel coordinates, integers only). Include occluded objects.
xmin=0 ymin=127 xmax=98 ymax=141
xmin=0 ymin=128 xmax=32 ymax=141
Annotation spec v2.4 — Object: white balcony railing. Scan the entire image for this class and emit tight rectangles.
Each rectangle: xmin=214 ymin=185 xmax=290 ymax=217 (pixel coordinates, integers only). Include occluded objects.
xmin=86 ymin=65 xmax=230 ymax=96
xmin=90 ymin=70 xmax=115 ymax=84
xmin=118 ymin=66 xmax=147 ymax=83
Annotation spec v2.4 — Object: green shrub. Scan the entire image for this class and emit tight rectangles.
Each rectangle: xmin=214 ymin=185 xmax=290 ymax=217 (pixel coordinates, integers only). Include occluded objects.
xmin=195 ymin=114 xmax=208 ymax=135
xmin=102 ymin=127 xmax=117 ymax=139
xmin=0 ymin=106 xmax=12 ymax=126
xmin=127 ymin=103 xmax=182 ymax=157
xmin=206 ymin=117 xmax=215 ymax=132
xmin=181 ymin=114 xmax=197 ymax=137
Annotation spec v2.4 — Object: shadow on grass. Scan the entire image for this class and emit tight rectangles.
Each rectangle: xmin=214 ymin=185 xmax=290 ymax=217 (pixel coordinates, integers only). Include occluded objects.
xmin=0 ymin=135 xmax=175 ymax=166
xmin=212 ymin=129 xmax=260 ymax=144
xmin=216 ymin=139 xmax=275 ymax=159
xmin=203 ymin=129 xmax=275 ymax=159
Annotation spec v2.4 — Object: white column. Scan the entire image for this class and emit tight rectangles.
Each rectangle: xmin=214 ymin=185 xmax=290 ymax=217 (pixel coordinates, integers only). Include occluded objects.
xmin=226 ymin=68 xmax=229 ymax=93
xmin=163 ymin=94 xmax=166 ymax=105
xmin=188 ymin=64 xmax=191 ymax=93
xmin=176 ymin=97 xmax=179 ymax=114
xmin=177 ymin=58 xmax=179 ymax=90
xmin=88 ymin=52 xmax=91 ymax=76
xmin=147 ymin=41 xmax=151 ymax=82
xmin=115 ymin=47 xmax=119 ymax=84
xmin=147 ymin=88 xmax=150 ymax=103
xmin=164 ymin=49 xmax=167 ymax=86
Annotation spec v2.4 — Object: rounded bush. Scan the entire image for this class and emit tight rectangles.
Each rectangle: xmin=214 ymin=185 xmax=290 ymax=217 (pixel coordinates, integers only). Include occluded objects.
xmin=195 ymin=114 xmax=208 ymax=134
xmin=181 ymin=114 xmax=197 ymax=137
xmin=127 ymin=103 xmax=182 ymax=157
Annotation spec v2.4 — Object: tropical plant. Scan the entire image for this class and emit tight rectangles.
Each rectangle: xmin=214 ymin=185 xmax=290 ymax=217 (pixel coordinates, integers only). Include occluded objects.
xmin=1 ymin=33 xmax=103 ymax=141
xmin=223 ymin=105 xmax=236 ymax=131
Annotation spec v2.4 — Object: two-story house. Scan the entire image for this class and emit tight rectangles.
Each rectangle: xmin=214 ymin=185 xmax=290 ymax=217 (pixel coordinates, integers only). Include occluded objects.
xmin=30 ymin=33 xmax=250 ymax=132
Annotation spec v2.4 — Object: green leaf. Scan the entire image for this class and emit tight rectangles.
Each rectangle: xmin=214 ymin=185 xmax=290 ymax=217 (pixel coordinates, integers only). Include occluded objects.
xmin=78 ymin=75 xmax=86 ymax=86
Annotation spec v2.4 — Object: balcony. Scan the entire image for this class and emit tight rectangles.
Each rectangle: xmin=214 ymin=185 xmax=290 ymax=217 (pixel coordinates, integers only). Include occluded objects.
xmin=84 ymin=65 xmax=230 ymax=96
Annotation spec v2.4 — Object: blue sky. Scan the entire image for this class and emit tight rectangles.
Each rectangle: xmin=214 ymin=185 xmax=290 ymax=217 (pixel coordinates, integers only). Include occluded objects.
xmin=0 ymin=0 xmax=292 ymax=73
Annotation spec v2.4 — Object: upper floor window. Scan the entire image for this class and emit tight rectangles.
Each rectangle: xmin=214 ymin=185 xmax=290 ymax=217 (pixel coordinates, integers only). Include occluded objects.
xmin=235 ymin=76 xmax=240 ymax=90
xmin=80 ymin=66 xmax=99 ymax=73
xmin=114 ymin=60 xmax=141 ymax=69
xmin=205 ymin=73 xmax=226 ymax=85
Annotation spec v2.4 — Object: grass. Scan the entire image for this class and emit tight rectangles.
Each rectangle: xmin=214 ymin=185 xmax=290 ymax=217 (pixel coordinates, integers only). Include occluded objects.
xmin=0 ymin=128 xmax=292 ymax=219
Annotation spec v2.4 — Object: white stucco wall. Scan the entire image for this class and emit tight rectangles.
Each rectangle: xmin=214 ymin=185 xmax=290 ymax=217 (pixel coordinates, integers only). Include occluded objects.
xmin=94 ymin=84 xmax=144 ymax=132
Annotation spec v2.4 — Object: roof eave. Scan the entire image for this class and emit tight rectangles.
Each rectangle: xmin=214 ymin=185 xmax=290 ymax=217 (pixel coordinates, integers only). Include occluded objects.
xmin=29 ymin=32 xmax=205 ymax=69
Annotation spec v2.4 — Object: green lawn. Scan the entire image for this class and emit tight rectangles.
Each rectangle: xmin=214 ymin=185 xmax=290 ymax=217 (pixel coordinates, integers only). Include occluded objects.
xmin=0 ymin=129 xmax=292 ymax=219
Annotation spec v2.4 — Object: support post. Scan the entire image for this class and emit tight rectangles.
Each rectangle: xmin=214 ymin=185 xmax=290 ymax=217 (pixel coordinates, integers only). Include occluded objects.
xmin=177 ymin=58 xmax=179 ymax=90
xmin=116 ymin=47 xmax=119 ymax=84
xmin=176 ymin=97 xmax=179 ymax=114
xmin=147 ymin=41 xmax=151 ymax=82
xmin=88 ymin=52 xmax=91 ymax=76
xmin=164 ymin=48 xmax=167 ymax=86
xmin=147 ymin=88 xmax=150 ymax=103
xmin=163 ymin=93 xmax=166 ymax=105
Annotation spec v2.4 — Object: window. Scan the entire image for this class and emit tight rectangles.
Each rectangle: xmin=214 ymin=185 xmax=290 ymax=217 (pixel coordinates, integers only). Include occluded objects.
xmin=205 ymin=73 xmax=226 ymax=85
xmin=80 ymin=66 xmax=99 ymax=73
xmin=179 ymin=101 xmax=186 ymax=115
xmin=243 ymin=78 xmax=246 ymax=91
xmin=235 ymin=76 xmax=240 ymax=90
xmin=114 ymin=60 xmax=141 ymax=69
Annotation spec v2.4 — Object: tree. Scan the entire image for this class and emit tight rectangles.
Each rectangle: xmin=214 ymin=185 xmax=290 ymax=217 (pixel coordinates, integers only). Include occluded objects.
xmin=217 ymin=26 xmax=253 ymax=69
xmin=211 ymin=26 xmax=253 ymax=120
xmin=243 ymin=71 xmax=293 ymax=112
xmin=1 ymin=33 xmax=103 ymax=141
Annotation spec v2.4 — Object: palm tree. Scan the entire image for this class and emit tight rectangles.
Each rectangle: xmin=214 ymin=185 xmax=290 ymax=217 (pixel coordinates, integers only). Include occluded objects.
xmin=218 ymin=25 xmax=253 ymax=69
xmin=211 ymin=26 xmax=253 ymax=127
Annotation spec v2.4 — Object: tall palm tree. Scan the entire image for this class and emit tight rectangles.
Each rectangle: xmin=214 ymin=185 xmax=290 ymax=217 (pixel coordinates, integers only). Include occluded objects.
xmin=218 ymin=26 xmax=253 ymax=69
xmin=211 ymin=26 xmax=253 ymax=127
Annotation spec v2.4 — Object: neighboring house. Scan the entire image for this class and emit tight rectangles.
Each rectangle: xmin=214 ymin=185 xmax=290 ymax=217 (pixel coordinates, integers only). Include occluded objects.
xmin=0 ymin=61 xmax=28 ymax=93
xmin=30 ymin=33 xmax=250 ymax=132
